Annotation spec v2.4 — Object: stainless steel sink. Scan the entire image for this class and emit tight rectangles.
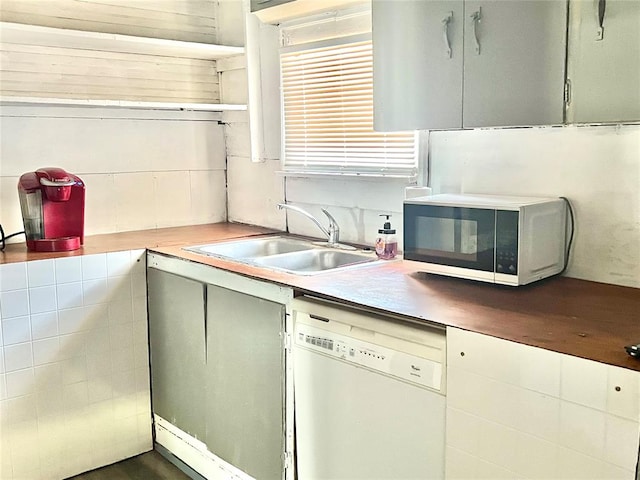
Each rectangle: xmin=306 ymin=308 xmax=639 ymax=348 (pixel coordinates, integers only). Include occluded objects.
xmin=183 ymin=236 xmax=380 ymax=275
xmin=184 ymin=236 xmax=315 ymax=259
xmin=251 ymin=249 xmax=378 ymax=275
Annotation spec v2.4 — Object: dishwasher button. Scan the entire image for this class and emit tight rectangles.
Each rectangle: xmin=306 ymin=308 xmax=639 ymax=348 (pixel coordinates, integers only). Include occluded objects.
xmin=349 ymin=348 xmax=355 ymax=357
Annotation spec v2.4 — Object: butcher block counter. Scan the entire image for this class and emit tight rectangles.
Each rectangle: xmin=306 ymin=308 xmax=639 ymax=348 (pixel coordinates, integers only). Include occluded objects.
xmin=2 ymin=223 xmax=639 ymax=372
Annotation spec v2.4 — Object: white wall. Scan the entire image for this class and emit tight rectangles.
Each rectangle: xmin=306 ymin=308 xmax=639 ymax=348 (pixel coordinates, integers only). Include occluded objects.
xmin=238 ymin=124 xmax=640 ymax=288
xmin=0 ymin=1 xmax=232 ymax=240
xmin=429 ymin=125 xmax=640 ymax=288
xmin=0 ymin=106 xmax=227 ymax=238
xmin=219 ymin=0 xmax=286 ymax=231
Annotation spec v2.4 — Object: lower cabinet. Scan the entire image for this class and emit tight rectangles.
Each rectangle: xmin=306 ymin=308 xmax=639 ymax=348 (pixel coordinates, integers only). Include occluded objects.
xmin=446 ymin=327 xmax=640 ymax=480
xmin=204 ymin=284 xmax=286 ymax=479
xmin=148 ymin=268 xmax=207 ymax=442
xmin=147 ymin=253 xmax=293 ymax=480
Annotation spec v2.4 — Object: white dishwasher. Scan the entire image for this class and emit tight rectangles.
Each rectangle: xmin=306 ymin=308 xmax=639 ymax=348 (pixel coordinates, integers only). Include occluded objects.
xmin=292 ymin=297 xmax=446 ymax=480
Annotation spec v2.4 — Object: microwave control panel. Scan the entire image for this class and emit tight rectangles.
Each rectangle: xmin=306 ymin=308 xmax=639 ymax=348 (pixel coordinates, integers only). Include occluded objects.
xmin=495 ymin=210 xmax=519 ymax=275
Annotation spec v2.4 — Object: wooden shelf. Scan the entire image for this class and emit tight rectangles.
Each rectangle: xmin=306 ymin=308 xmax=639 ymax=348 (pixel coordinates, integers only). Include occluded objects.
xmin=0 ymin=96 xmax=247 ymax=111
xmin=0 ymin=21 xmax=244 ymax=60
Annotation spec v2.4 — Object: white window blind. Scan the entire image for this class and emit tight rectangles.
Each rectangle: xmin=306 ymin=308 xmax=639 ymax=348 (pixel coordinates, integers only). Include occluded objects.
xmin=280 ymin=38 xmax=418 ymax=177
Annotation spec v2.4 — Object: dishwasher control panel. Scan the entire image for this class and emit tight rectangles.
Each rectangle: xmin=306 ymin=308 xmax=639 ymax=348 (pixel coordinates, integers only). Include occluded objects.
xmin=295 ymin=323 xmax=443 ymax=392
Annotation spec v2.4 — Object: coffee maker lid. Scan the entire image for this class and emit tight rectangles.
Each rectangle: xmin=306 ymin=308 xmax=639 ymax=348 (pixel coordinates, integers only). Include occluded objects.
xmin=37 ymin=168 xmax=76 ymax=187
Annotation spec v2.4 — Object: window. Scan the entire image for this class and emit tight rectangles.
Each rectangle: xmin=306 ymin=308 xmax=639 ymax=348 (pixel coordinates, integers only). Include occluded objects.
xmin=280 ymin=35 xmax=418 ymax=178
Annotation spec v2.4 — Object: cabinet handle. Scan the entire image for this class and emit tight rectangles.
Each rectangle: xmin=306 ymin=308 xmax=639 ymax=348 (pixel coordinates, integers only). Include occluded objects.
xmin=470 ymin=7 xmax=482 ymax=55
xmin=596 ymin=0 xmax=606 ymax=41
xmin=442 ymin=11 xmax=453 ymax=59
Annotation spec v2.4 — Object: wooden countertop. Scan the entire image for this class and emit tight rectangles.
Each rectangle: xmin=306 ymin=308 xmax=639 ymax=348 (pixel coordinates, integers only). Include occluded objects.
xmin=0 ymin=223 xmax=275 ymax=263
xmin=3 ymin=223 xmax=639 ymax=372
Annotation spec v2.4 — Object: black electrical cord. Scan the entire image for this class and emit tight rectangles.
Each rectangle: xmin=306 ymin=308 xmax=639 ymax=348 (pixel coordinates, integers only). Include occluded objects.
xmin=0 ymin=224 xmax=26 ymax=251
xmin=558 ymin=196 xmax=575 ymax=276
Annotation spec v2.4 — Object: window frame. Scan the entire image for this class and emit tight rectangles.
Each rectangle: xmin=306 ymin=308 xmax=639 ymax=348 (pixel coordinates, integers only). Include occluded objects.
xmin=278 ymin=32 xmax=420 ymax=179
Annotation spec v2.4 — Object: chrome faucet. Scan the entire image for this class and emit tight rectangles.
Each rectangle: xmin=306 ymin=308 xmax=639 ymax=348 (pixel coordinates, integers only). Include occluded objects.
xmin=277 ymin=203 xmax=340 ymax=246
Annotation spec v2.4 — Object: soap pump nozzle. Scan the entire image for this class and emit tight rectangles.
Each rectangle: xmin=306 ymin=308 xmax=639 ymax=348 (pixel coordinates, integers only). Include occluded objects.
xmin=378 ymin=214 xmax=395 ymax=234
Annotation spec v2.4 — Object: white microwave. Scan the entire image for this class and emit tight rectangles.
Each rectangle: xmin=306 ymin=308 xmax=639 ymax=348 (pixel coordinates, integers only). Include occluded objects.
xmin=403 ymin=194 xmax=568 ymax=286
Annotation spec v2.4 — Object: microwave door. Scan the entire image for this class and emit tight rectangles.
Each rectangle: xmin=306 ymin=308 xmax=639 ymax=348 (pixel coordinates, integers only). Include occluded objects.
xmin=404 ymin=205 xmax=495 ymax=272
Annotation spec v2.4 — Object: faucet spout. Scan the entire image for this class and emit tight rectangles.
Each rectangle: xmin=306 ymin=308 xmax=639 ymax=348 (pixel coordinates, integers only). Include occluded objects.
xmin=277 ymin=203 xmax=340 ymax=245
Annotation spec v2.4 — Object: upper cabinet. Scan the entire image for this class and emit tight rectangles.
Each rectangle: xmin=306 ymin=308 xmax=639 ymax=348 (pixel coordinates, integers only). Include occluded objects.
xmin=372 ymin=1 xmax=464 ymax=131
xmin=373 ymin=0 xmax=567 ymax=131
xmin=566 ymin=0 xmax=640 ymax=123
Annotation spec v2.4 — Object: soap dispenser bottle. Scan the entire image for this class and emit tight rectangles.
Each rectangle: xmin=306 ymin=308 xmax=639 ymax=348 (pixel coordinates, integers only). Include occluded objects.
xmin=375 ymin=214 xmax=397 ymax=260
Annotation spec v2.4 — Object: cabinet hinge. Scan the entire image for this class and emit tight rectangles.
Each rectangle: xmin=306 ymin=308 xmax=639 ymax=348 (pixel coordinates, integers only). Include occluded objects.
xmin=284 ymin=332 xmax=292 ymax=352
xmin=564 ymin=79 xmax=572 ymax=107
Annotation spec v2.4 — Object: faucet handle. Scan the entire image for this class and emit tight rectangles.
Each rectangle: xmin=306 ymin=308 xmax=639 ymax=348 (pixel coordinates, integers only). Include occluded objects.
xmin=321 ymin=208 xmax=339 ymax=228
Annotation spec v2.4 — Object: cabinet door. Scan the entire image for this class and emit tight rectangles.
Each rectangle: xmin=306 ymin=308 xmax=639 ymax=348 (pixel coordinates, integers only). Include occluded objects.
xmin=462 ymin=0 xmax=567 ymax=128
xmin=373 ymin=0 xmax=463 ymax=131
xmin=205 ymin=285 xmax=286 ymax=480
xmin=566 ymin=0 xmax=640 ymax=123
xmin=147 ymin=268 xmax=207 ymax=441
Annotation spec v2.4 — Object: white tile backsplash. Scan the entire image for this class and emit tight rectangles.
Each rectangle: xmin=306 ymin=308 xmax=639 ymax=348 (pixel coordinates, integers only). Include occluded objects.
xmin=34 ymin=363 xmax=63 ymax=391
xmin=447 ymin=328 xmax=640 ymax=480
xmin=107 ymin=275 xmax=132 ymax=304
xmin=58 ymin=307 xmax=86 ymax=335
xmin=515 ymin=388 xmax=561 ymax=444
xmin=1 ymin=289 xmax=30 ymax=319
xmin=604 ymin=414 xmax=640 ymax=470
xmin=518 ymin=344 xmax=562 ymax=397
xmin=1 ymin=252 xmax=151 ymax=479
xmin=29 ymin=285 xmax=58 ymax=314
xmin=87 ymin=352 xmax=113 ymax=379
xmin=130 ymin=250 xmax=146 ymax=276
xmin=2 ymin=316 xmax=31 ymax=345
xmin=61 ymin=355 xmax=88 ymax=385
xmin=32 ymin=337 xmax=60 ymax=366
xmin=154 ymin=171 xmax=192 ymax=228
xmin=83 ymin=278 xmax=109 ymax=306
xmin=606 ymin=366 xmax=640 ymax=421
xmin=114 ymin=173 xmax=157 ymax=232
xmin=0 ymin=373 xmax=7 ymax=400
xmin=561 ymin=354 xmax=608 ymax=411
xmin=31 ymin=311 xmax=59 ymax=340
xmin=82 ymin=254 xmax=108 ymax=281
xmin=86 ymin=326 xmax=111 ymax=354
xmin=109 ymin=299 xmax=134 ymax=325
xmin=27 ymin=259 xmax=56 ymax=287
xmin=88 ymin=375 xmax=113 ymax=404
xmin=6 ymin=367 xmax=35 ymax=397
xmin=4 ymin=342 xmax=33 ymax=372
xmin=513 ymin=431 xmax=559 ymax=479
xmin=56 ymin=282 xmax=84 ymax=310
xmin=0 ymin=263 xmax=28 ymax=292
xmin=107 ymin=251 xmax=132 ymax=278
xmin=54 ymin=257 xmax=83 ymax=284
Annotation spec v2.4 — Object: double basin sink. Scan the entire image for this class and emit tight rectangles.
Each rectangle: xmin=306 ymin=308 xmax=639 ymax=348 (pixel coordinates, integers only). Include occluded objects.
xmin=184 ymin=236 xmax=381 ymax=275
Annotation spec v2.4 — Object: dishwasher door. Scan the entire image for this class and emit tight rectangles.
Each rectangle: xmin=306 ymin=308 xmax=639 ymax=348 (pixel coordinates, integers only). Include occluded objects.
xmin=292 ymin=298 xmax=446 ymax=480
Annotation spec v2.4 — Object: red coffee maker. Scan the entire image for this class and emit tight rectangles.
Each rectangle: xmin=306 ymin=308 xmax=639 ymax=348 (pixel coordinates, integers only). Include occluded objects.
xmin=18 ymin=167 xmax=85 ymax=252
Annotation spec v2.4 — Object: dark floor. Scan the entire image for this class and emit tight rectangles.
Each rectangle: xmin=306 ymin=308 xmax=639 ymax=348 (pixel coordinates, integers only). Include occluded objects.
xmin=67 ymin=451 xmax=192 ymax=480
